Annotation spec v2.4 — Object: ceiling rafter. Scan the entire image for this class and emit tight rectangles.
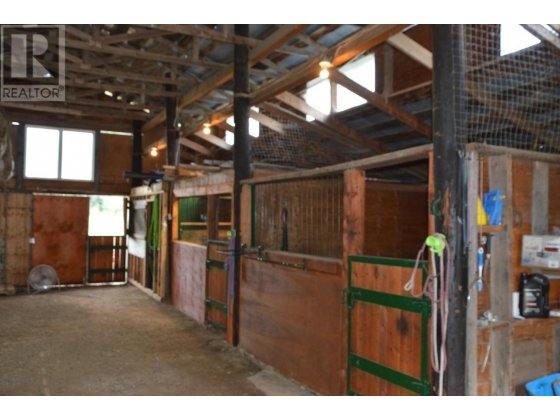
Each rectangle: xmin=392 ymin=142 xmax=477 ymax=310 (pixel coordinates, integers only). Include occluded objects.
xmin=143 ymin=24 xmax=309 ymax=131
xmin=329 ymin=68 xmax=433 ymax=138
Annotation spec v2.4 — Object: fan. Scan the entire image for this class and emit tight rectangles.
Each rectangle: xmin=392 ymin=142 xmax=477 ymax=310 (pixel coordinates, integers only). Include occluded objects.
xmin=27 ymin=265 xmax=60 ymax=294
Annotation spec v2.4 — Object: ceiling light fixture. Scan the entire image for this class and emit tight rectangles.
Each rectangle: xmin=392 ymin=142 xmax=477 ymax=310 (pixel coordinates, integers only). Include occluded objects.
xmin=319 ymin=61 xmax=332 ymax=79
xmin=143 ymin=109 xmax=150 ymax=114
xmin=150 ymin=147 xmax=158 ymax=157
xmin=203 ymin=123 xmax=211 ymax=135
xmin=104 ymin=90 xmax=113 ymax=97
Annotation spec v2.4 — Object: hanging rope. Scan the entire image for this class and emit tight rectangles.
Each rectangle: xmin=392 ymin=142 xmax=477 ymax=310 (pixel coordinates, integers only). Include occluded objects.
xmin=404 ymin=233 xmax=451 ymax=396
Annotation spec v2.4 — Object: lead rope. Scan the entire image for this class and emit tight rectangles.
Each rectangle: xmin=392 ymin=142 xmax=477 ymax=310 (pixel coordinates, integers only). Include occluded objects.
xmin=404 ymin=233 xmax=450 ymax=396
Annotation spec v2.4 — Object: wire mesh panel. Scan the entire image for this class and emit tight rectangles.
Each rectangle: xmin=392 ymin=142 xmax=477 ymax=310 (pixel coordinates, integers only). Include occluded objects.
xmin=253 ymin=175 xmax=343 ymax=258
xmin=457 ymin=24 xmax=560 ymax=154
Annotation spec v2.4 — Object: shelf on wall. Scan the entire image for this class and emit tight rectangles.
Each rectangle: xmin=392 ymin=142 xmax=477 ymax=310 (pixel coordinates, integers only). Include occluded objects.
xmin=479 ymin=224 xmax=505 ymax=233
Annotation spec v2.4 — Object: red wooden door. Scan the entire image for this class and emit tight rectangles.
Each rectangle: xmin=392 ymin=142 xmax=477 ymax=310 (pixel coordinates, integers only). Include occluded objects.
xmin=32 ymin=195 xmax=89 ymax=284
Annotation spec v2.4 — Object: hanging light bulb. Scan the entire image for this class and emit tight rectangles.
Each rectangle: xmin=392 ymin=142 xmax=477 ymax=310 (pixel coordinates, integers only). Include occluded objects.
xmin=203 ymin=123 xmax=211 ymax=135
xmin=150 ymin=147 xmax=158 ymax=157
xmin=319 ymin=60 xmax=331 ymax=79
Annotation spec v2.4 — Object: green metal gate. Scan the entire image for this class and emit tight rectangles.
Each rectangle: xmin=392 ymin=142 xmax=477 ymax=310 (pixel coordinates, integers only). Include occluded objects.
xmin=346 ymin=255 xmax=431 ymax=396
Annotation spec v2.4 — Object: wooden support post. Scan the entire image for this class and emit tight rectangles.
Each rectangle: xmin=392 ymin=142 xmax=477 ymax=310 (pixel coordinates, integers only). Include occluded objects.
xmin=165 ymin=84 xmax=179 ymax=166
xmin=158 ymin=187 xmax=169 ymax=300
xmin=466 ymin=151 xmax=479 ymax=396
xmin=341 ymin=169 xmax=365 ymax=395
xmin=93 ymin=130 xmax=101 ymax=191
xmin=232 ymin=24 xmax=251 ymax=347
xmin=488 ymin=155 xmax=513 ymax=395
xmin=207 ymin=195 xmax=218 ymax=241
xmin=432 ymin=24 xmax=469 ymax=396
xmin=16 ymin=123 xmax=25 ymax=190
xmin=132 ymin=120 xmax=143 ymax=188
xmin=532 ymin=161 xmax=549 ymax=235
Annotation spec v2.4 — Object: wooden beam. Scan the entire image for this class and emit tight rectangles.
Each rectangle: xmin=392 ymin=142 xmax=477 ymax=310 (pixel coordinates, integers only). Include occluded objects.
xmin=193 ymin=131 xmax=233 ymax=151
xmin=261 ymin=102 xmax=365 ymax=150
xmin=62 ymin=79 xmax=181 ymax=98
xmin=329 ymin=68 xmax=433 ymax=138
xmin=241 ymin=143 xmax=433 ymax=185
xmin=341 ymin=169 xmax=365 ymax=394
xmin=1 ymin=102 xmax=151 ymax=121
xmin=260 ymin=58 xmax=289 ymax=75
xmin=139 ymin=24 xmax=260 ymax=46
xmin=251 ymin=24 xmax=409 ymax=105
xmin=62 ymin=63 xmax=196 ymax=88
xmin=387 ymin=32 xmax=433 ymax=70
xmin=61 ymin=39 xmax=226 ymax=70
xmin=181 ymin=138 xmax=213 ymax=156
xmin=521 ymin=24 xmax=560 ymax=53
xmin=249 ymin=109 xmax=285 ymax=133
xmin=145 ymin=24 xmax=308 ymax=131
xmin=4 ymin=111 xmax=131 ymax=133
xmin=99 ymin=29 xmax=173 ymax=45
xmin=276 ymin=91 xmax=385 ymax=152
xmin=465 ymin=143 xmax=560 ymax=163
xmin=297 ymin=33 xmax=327 ymax=52
xmin=64 ymin=98 xmax=165 ymax=112
xmin=532 ymin=161 xmax=549 ymax=235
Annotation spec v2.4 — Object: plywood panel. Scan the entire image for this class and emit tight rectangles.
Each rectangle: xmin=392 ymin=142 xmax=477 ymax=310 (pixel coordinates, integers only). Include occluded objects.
xmin=364 ymin=184 xmax=428 ymax=259
xmin=98 ymin=133 xmax=132 ymax=194
xmin=171 ymin=241 xmax=206 ymax=324
xmin=240 ymin=257 xmax=344 ymax=396
xmin=32 ymin=195 xmax=89 ymax=284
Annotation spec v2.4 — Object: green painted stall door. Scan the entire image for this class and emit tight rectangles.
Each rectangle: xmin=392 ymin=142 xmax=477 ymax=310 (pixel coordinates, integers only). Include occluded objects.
xmin=346 ymin=256 xmax=431 ymax=396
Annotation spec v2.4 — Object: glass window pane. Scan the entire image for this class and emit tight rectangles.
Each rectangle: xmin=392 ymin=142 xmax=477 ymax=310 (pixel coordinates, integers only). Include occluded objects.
xmin=500 ymin=24 xmax=540 ymax=56
xmin=25 ymin=127 xmax=60 ymax=179
xmin=61 ymin=130 xmax=94 ymax=181
xmin=304 ymin=79 xmax=331 ymax=121
xmin=337 ymin=55 xmax=375 ymax=112
xmin=88 ymin=196 xmax=125 ymax=237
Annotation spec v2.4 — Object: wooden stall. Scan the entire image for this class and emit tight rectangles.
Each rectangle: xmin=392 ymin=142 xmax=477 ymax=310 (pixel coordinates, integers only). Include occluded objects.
xmin=465 ymin=144 xmax=560 ymax=396
xmin=239 ymin=144 xmax=432 ymax=395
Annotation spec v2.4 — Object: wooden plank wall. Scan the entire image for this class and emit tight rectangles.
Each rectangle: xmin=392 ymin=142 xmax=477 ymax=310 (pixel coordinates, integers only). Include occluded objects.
xmin=1 ymin=193 xmax=32 ymax=287
xmin=171 ymin=241 xmax=206 ymax=324
xmin=128 ymin=254 xmax=146 ymax=286
xmin=239 ymin=256 xmax=344 ymax=396
xmin=475 ymin=159 xmax=560 ymax=395
xmin=363 ymin=182 xmax=428 ymax=259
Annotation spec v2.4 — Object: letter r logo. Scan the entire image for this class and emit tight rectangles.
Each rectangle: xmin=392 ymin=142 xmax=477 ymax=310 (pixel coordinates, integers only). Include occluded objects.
xmin=10 ymin=33 xmax=49 ymax=78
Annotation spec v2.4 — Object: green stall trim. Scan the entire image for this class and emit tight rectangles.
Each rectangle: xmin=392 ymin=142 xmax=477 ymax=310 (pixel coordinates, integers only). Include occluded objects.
xmin=348 ymin=353 xmax=429 ymax=396
xmin=205 ymin=297 xmax=227 ymax=312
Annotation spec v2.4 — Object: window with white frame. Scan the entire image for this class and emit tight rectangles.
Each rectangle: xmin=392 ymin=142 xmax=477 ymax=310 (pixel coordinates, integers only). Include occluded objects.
xmin=25 ymin=126 xmax=95 ymax=181
xmin=500 ymin=24 xmax=541 ymax=56
xmin=304 ymin=54 xmax=376 ymax=118
xmin=225 ymin=107 xmax=260 ymax=145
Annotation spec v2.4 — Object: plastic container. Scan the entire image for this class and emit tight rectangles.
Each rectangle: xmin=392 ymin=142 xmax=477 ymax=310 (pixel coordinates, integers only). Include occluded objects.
xmin=526 ymin=373 xmax=560 ymax=396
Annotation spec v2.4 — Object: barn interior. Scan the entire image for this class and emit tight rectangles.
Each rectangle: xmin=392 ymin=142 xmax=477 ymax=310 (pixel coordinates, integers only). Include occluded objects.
xmin=1 ymin=22 xmax=560 ymax=398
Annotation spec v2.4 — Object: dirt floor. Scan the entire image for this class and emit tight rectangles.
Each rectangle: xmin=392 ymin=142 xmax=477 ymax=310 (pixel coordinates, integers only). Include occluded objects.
xmin=0 ymin=285 xmax=265 ymax=396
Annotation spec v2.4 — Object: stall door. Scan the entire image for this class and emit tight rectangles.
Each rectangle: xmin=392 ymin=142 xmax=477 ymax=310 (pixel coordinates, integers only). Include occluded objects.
xmin=346 ymin=255 xmax=431 ymax=396
xmin=32 ymin=195 xmax=89 ymax=284
xmin=205 ymin=240 xmax=229 ymax=333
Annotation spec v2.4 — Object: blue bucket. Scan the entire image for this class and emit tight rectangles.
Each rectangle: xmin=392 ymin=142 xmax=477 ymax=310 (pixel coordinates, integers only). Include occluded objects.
xmin=526 ymin=373 xmax=560 ymax=396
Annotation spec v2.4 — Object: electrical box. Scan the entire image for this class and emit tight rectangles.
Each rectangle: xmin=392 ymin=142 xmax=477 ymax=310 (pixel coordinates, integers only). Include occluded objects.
xmin=522 ymin=235 xmax=560 ymax=269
